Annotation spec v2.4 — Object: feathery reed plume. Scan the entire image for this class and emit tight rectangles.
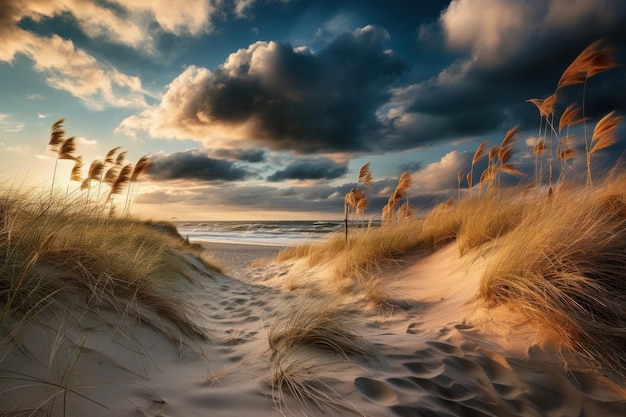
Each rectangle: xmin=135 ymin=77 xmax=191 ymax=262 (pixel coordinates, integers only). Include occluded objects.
xmin=130 ymin=155 xmax=153 ymax=182
xmin=103 ymin=166 xmax=120 ymax=186
xmin=82 ymin=159 xmax=104 ymax=197
xmin=115 ymin=150 xmax=128 ymax=166
xmin=559 ymin=103 xmax=584 ymax=133
xmin=557 ymin=39 xmax=618 ymax=89
xmin=47 ymin=118 xmax=66 ymax=154
xmin=47 ymin=117 xmax=77 ymax=197
xmin=125 ymin=154 xmax=153 ymax=216
xmin=57 ymin=137 xmax=77 ymax=160
xmin=556 ymin=39 xmax=620 ymax=186
xmin=69 ymin=156 xmax=83 ymax=183
xmin=104 ymin=147 xmax=122 ymax=165
xmin=357 ymin=162 xmax=373 ymax=188
xmin=108 ymin=164 xmax=134 ymax=199
xmin=587 ymin=112 xmax=622 ymax=185
xmin=356 ymin=197 xmax=368 ymax=227
xmin=591 ymin=111 xmax=622 ymax=154
xmin=107 ymin=164 xmax=134 ymax=217
xmin=527 ymin=94 xmax=558 ymax=120
xmin=481 ymin=127 xmax=522 ymax=190
xmin=66 ymin=156 xmax=83 ymax=198
xmin=468 ymin=140 xmax=487 ymax=195
xmin=344 ymin=188 xmax=365 ymax=240
xmin=344 ymin=162 xmax=374 ymax=240
xmin=382 ymin=171 xmax=411 ymax=223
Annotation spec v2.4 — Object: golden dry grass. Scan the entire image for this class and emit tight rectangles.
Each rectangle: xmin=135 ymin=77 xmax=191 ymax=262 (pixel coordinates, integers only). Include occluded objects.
xmin=479 ymin=177 xmax=626 ymax=377
xmin=0 ymin=187 xmax=218 ymax=340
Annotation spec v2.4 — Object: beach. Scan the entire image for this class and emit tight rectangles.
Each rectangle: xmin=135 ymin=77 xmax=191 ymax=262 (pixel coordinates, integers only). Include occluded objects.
xmin=199 ymin=241 xmax=286 ymax=278
xmin=2 ymin=229 xmax=625 ymax=416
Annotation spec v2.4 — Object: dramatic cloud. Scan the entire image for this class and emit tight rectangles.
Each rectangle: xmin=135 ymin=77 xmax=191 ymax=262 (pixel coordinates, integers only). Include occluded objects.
xmin=388 ymin=0 xmax=626 ymax=149
xmin=117 ymin=25 xmax=408 ymax=153
xmin=0 ymin=0 xmax=275 ymax=110
xmin=149 ymin=150 xmax=253 ymax=182
xmin=267 ymin=157 xmax=348 ymax=181
xmin=0 ymin=1 xmax=147 ymax=109
xmin=211 ymin=148 xmax=267 ymax=163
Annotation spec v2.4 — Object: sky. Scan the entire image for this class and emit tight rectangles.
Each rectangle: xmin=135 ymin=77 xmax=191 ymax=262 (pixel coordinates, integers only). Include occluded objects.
xmin=1 ymin=0 xmax=626 ymax=221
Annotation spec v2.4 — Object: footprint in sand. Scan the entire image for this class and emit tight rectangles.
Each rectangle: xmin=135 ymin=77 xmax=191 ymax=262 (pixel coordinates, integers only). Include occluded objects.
xmin=406 ymin=322 xmax=423 ymax=334
xmin=354 ymin=377 xmax=398 ymax=406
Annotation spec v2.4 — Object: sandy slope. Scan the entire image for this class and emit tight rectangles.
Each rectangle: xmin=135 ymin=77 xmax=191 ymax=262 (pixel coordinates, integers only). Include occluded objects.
xmin=1 ymin=243 xmax=624 ymax=416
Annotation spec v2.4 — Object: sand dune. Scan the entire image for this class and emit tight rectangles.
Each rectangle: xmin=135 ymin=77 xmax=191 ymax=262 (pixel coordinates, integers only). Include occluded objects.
xmin=1 ymin=241 xmax=624 ymax=416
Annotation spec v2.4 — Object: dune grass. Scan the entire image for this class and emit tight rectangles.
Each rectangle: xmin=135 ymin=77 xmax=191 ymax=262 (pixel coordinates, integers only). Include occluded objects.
xmin=479 ymin=176 xmax=626 ymax=377
xmin=267 ymin=297 xmax=375 ymax=415
xmin=277 ymin=174 xmax=626 ymax=378
xmin=0 ymin=187 xmax=218 ymax=340
xmin=277 ymin=219 xmax=425 ymax=281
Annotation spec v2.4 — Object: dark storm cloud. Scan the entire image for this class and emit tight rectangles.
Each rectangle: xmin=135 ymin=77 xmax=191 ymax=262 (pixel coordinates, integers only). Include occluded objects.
xmin=149 ymin=150 xmax=251 ymax=182
xmin=211 ymin=148 xmax=267 ymax=163
xmin=385 ymin=0 xmax=626 ymax=150
xmin=120 ymin=25 xmax=408 ymax=153
xmin=267 ymin=157 xmax=348 ymax=181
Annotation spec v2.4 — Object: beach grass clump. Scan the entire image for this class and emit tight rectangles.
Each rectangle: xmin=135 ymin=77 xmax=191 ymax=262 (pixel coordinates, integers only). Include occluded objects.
xmin=420 ymin=188 xmax=531 ymax=255
xmin=479 ymin=176 xmax=626 ymax=377
xmin=268 ymin=352 xmax=355 ymax=416
xmin=268 ymin=297 xmax=378 ymax=362
xmin=267 ymin=298 xmax=376 ymax=414
xmin=0 ymin=187 xmax=216 ymax=340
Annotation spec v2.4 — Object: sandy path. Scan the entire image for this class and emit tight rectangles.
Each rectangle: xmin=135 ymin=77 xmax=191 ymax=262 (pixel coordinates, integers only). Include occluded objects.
xmin=199 ymin=242 xmax=285 ymax=278
xmin=2 ymin=241 xmax=625 ymax=417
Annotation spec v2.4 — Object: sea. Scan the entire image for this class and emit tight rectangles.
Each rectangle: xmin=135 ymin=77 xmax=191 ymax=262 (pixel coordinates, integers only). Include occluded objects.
xmin=173 ymin=220 xmax=348 ymax=247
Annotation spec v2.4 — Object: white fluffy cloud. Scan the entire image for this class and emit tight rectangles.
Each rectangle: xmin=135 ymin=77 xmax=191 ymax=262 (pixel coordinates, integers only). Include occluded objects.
xmin=412 ymin=151 xmax=471 ymax=191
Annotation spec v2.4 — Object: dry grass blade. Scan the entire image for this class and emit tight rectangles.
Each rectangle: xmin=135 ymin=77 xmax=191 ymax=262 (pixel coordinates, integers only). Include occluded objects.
xmin=559 ymin=103 xmax=584 ymax=132
xmin=69 ymin=156 xmax=83 ymax=182
xmin=47 ymin=119 xmax=66 ymax=153
xmin=591 ymin=111 xmax=622 ymax=154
